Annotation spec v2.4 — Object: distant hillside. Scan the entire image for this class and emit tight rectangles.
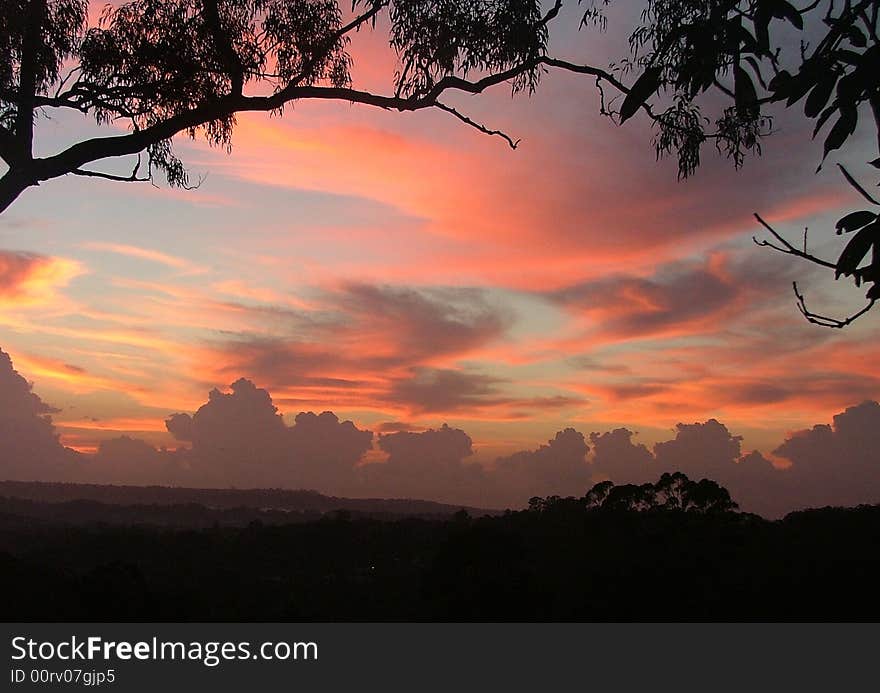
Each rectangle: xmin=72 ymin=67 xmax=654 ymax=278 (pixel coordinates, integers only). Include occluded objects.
xmin=0 ymin=480 xmax=494 ymax=523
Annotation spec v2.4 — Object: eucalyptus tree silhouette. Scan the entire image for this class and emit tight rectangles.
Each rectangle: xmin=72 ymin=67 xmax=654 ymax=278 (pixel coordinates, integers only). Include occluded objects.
xmin=527 ymin=473 xmax=738 ymax=515
xmin=0 ymin=0 xmax=628 ymax=212
xmin=2 ymin=0 xmax=879 ymax=323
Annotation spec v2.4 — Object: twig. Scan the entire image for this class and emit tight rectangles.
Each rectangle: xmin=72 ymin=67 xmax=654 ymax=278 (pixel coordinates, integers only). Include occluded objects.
xmin=793 ymin=281 xmax=875 ymax=328
xmin=752 ymin=213 xmax=836 ymax=269
xmin=71 ymin=169 xmax=148 ymax=183
xmin=434 ymin=102 xmax=520 ymax=149
xmin=755 ymin=214 xmax=876 ymax=327
xmin=71 ymin=153 xmax=148 ymax=183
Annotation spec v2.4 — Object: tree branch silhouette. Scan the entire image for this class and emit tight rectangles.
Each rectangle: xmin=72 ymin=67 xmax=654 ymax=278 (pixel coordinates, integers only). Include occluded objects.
xmin=433 ymin=102 xmax=520 ymax=150
xmin=0 ymin=0 xmax=767 ymax=214
xmin=753 ymin=165 xmax=880 ymax=328
xmin=792 ymin=282 xmax=876 ymax=329
xmin=2 ymin=0 xmax=880 ymax=326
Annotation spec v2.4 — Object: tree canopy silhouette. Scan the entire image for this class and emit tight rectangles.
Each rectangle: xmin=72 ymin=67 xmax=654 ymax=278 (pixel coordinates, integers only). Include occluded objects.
xmin=1 ymin=0 xmax=879 ymax=323
xmin=528 ymin=472 xmax=739 ymax=514
xmin=0 ymin=0 xmax=609 ymax=211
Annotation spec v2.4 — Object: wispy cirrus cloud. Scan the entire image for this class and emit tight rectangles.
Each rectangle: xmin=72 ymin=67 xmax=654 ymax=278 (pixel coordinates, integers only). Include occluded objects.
xmin=82 ymin=242 xmax=208 ymax=275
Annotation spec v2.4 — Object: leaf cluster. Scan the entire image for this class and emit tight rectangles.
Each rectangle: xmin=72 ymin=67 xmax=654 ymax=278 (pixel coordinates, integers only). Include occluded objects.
xmin=615 ymin=0 xmax=879 ymax=177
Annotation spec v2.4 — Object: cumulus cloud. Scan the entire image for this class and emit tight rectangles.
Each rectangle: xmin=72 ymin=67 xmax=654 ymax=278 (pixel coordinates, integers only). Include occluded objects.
xmin=287 ymin=411 xmax=373 ymax=491
xmin=637 ymin=419 xmax=789 ymax=516
xmin=3 ymin=348 xmax=880 ymax=516
xmin=493 ymin=428 xmax=591 ymax=503
xmin=589 ymin=428 xmax=654 ymax=485
xmin=165 ymin=378 xmax=372 ymax=490
xmin=166 ymin=378 xmax=289 ymax=486
xmin=653 ymin=419 xmax=744 ymax=482
xmin=773 ymin=400 xmax=880 ymax=510
xmin=0 ymin=348 xmax=80 ymax=480
xmin=730 ymin=449 xmax=789 ymax=518
xmin=86 ymin=436 xmax=182 ymax=486
xmin=365 ymin=424 xmax=486 ymax=505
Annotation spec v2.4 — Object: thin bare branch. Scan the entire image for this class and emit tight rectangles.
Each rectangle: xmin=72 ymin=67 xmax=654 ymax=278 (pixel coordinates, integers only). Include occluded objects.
xmin=536 ymin=0 xmax=564 ymax=28
xmin=54 ymin=65 xmax=82 ymax=98
xmin=793 ymin=281 xmax=875 ymax=328
xmin=434 ymin=102 xmax=519 ymax=149
xmin=752 ymin=213 xmax=837 ymax=270
xmin=70 ymin=168 xmax=148 ymax=183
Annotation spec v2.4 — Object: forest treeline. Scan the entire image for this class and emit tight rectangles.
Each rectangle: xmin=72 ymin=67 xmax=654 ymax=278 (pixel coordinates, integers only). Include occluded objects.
xmin=1 ymin=473 xmax=878 ymax=621
xmin=0 ymin=480 xmax=492 ymax=520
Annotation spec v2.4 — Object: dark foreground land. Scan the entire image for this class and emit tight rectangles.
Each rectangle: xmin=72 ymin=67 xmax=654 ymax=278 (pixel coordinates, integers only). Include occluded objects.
xmin=1 ymin=476 xmax=878 ymax=621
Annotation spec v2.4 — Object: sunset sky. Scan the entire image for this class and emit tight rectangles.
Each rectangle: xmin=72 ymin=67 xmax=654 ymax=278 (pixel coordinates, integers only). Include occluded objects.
xmin=1 ymin=2 xmax=878 ymax=473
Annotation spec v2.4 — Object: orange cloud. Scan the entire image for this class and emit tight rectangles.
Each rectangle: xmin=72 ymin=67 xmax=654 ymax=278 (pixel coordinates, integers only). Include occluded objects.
xmin=5 ymin=351 xmax=122 ymax=392
xmin=0 ymin=251 xmax=83 ymax=308
xmin=179 ymin=97 xmax=854 ymax=293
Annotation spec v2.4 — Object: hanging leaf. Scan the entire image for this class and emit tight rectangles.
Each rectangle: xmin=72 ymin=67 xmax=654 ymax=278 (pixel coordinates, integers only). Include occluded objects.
xmin=855 ymin=265 xmax=877 ymax=285
xmin=733 ymin=23 xmax=760 ymax=55
xmin=860 ymin=44 xmax=880 ymax=74
xmin=619 ymin=66 xmax=661 ymax=124
xmin=835 ymin=211 xmax=877 ymax=234
xmin=835 ymin=49 xmax=862 ymax=65
xmin=823 ymin=107 xmax=857 ymax=160
xmin=836 ymin=72 xmax=861 ymax=101
xmin=768 ymin=69 xmax=792 ymax=93
xmin=812 ymin=104 xmax=836 ymax=139
xmin=865 ymin=246 xmax=880 ymax=284
xmin=785 ymin=71 xmax=817 ymax=106
xmin=771 ymin=0 xmax=804 ymax=30
xmin=836 ymin=223 xmax=878 ymax=277
xmin=734 ymin=64 xmax=758 ymax=115
xmin=804 ymin=71 xmax=837 ymax=118
xmin=844 ymin=25 xmax=867 ymax=47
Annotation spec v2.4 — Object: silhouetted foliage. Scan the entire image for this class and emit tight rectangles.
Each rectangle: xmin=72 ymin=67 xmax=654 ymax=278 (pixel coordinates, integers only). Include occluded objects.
xmin=607 ymin=0 xmax=880 ymax=325
xmin=529 ymin=472 xmax=738 ymax=514
xmin=0 ymin=0 xmax=584 ymax=212
xmin=1 ymin=474 xmax=878 ymax=621
xmin=2 ymin=1 xmax=879 ymax=323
